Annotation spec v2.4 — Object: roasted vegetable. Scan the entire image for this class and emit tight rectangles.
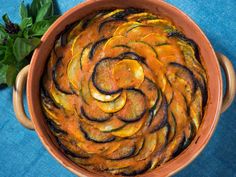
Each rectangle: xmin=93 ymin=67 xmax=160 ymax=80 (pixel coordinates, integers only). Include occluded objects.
xmin=41 ymin=8 xmax=208 ymax=176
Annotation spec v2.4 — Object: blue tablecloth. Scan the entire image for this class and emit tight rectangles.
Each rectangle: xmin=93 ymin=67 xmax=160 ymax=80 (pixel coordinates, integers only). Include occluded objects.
xmin=0 ymin=0 xmax=235 ymax=176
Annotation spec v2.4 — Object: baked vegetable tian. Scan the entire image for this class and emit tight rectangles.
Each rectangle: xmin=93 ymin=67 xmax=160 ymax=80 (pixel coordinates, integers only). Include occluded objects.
xmin=41 ymin=8 xmax=208 ymax=176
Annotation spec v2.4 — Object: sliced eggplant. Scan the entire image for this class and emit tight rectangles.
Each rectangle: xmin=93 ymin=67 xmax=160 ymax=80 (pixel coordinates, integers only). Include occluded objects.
xmin=116 ymin=89 xmax=146 ymax=123
xmin=80 ymin=104 xmax=112 ymax=122
xmin=167 ymin=111 xmax=177 ymax=142
xmin=52 ymin=56 xmax=73 ymax=94
xmin=89 ymin=38 xmax=109 ymax=60
xmin=167 ymin=31 xmax=200 ymax=62
xmin=99 ymin=19 xmax=127 ymax=32
xmin=88 ymin=78 xmax=121 ymax=102
xmin=47 ymin=118 xmax=67 ymax=135
xmin=80 ymin=122 xmax=115 ymax=143
xmin=92 ymin=58 xmax=121 ymax=94
xmin=116 ymin=51 xmax=145 ymax=63
xmin=109 ymin=8 xmax=143 ymax=21
xmin=57 ymin=136 xmax=90 ymax=159
xmin=166 ymin=62 xmax=197 ymax=103
xmin=120 ymin=160 xmax=152 ymax=176
xmin=106 ymin=141 xmax=136 ymax=160
xmin=96 ymin=91 xmax=127 ymax=113
xmin=182 ymin=122 xmax=196 ymax=149
xmin=139 ymin=77 xmax=159 ymax=109
xmin=113 ymin=59 xmax=144 ymax=89
xmin=149 ymin=95 xmax=168 ymax=133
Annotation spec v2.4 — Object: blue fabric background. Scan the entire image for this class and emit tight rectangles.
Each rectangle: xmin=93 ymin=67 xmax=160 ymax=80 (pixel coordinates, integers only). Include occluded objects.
xmin=0 ymin=0 xmax=235 ymax=177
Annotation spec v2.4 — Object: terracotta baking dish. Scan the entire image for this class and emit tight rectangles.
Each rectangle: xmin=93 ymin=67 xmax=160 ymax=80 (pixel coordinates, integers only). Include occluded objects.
xmin=12 ymin=0 xmax=236 ymax=176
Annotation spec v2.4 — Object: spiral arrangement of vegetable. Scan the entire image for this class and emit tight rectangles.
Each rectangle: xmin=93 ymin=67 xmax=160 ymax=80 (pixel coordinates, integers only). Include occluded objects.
xmin=41 ymin=8 xmax=208 ymax=176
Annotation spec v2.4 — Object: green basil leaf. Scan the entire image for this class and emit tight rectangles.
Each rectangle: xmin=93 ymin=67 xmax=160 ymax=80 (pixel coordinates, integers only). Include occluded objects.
xmin=3 ymin=46 xmax=16 ymax=65
xmin=20 ymin=2 xmax=28 ymax=19
xmin=35 ymin=2 xmax=53 ymax=22
xmin=30 ymin=0 xmax=52 ymax=21
xmin=0 ymin=64 xmax=8 ymax=84
xmin=20 ymin=17 xmax=33 ymax=30
xmin=6 ymin=65 xmax=17 ymax=86
xmin=13 ymin=37 xmax=41 ymax=61
xmin=0 ymin=24 xmax=8 ymax=44
xmin=30 ymin=19 xmax=54 ymax=36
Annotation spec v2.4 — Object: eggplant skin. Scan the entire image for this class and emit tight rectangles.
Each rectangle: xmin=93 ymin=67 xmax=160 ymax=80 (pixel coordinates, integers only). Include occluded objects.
xmin=120 ymin=161 xmax=152 ymax=176
xmin=149 ymin=96 xmax=168 ymax=133
xmin=172 ymin=133 xmax=185 ymax=158
xmin=111 ymin=8 xmax=144 ymax=20
xmin=52 ymin=57 xmax=73 ymax=95
xmin=91 ymin=58 xmax=122 ymax=95
xmin=117 ymin=51 xmax=145 ymax=63
xmin=89 ymin=38 xmax=109 ymax=60
xmin=99 ymin=19 xmax=127 ymax=32
xmin=47 ymin=119 xmax=68 ymax=135
xmin=169 ymin=62 xmax=197 ymax=94
xmin=167 ymin=31 xmax=200 ymax=63
xmin=80 ymin=125 xmax=115 ymax=144
xmin=197 ymin=77 xmax=208 ymax=107
xmin=107 ymin=146 xmax=136 ymax=160
xmin=56 ymin=138 xmax=89 ymax=159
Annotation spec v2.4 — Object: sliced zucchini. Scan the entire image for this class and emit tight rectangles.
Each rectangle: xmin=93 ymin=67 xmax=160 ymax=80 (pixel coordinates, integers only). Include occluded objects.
xmin=139 ymin=78 xmax=159 ymax=109
xmin=80 ymin=122 xmax=115 ymax=143
xmin=88 ymin=78 xmax=121 ymax=102
xmin=116 ymin=89 xmax=146 ymax=122
xmin=190 ymin=87 xmax=203 ymax=130
xmin=135 ymin=133 xmax=157 ymax=161
xmin=155 ymin=44 xmax=184 ymax=64
xmin=128 ymin=41 xmax=159 ymax=61
xmin=113 ymin=59 xmax=144 ymax=89
xmin=103 ymin=36 xmax=130 ymax=57
xmin=146 ymin=19 xmax=176 ymax=32
xmin=113 ymin=22 xmax=143 ymax=36
xmin=90 ymin=117 xmax=126 ymax=133
xmin=92 ymin=58 xmax=121 ymax=94
xmin=96 ymin=91 xmax=127 ymax=113
xmin=141 ymin=33 xmax=168 ymax=46
xmin=127 ymin=12 xmax=157 ymax=22
xmin=67 ymin=44 xmax=91 ymax=92
xmin=80 ymin=105 xmax=112 ymax=122
xmin=49 ymin=82 xmax=75 ymax=111
xmin=111 ymin=115 xmax=146 ymax=138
